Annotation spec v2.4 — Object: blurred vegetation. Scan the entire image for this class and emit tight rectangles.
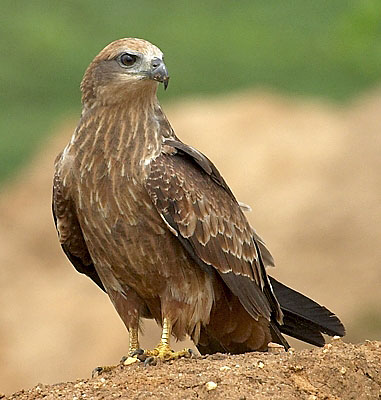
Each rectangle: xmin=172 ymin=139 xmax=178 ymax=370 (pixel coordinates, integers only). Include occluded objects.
xmin=1 ymin=0 xmax=381 ymax=183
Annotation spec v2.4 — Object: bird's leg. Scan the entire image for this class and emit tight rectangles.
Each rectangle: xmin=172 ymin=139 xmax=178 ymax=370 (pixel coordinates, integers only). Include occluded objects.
xmin=150 ymin=316 xmax=172 ymax=358
xmin=141 ymin=317 xmax=193 ymax=363
xmin=128 ymin=326 xmax=140 ymax=355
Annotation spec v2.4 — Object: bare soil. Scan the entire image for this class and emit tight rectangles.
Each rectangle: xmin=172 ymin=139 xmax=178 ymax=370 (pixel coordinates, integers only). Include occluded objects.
xmin=5 ymin=340 xmax=381 ymax=400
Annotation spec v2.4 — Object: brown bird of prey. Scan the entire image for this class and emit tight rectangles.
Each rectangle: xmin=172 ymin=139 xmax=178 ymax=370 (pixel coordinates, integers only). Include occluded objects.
xmin=53 ymin=38 xmax=345 ymax=362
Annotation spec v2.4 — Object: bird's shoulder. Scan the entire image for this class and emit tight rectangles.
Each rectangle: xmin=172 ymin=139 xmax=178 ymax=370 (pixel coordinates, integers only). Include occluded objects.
xmin=146 ymin=139 xmax=257 ymax=271
xmin=159 ymin=139 xmax=234 ymax=197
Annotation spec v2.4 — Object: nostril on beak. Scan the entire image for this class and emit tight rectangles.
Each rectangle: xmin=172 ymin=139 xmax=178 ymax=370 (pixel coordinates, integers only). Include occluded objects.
xmin=151 ymin=58 xmax=162 ymax=69
xmin=149 ymin=58 xmax=169 ymax=88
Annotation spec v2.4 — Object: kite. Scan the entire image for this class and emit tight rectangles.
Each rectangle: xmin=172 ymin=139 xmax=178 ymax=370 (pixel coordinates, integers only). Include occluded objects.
xmin=53 ymin=38 xmax=344 ymax=363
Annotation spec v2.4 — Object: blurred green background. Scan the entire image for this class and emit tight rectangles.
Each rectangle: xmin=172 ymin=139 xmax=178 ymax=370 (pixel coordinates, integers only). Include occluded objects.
xmin=1 ymin=0 xmax=381 ymax=184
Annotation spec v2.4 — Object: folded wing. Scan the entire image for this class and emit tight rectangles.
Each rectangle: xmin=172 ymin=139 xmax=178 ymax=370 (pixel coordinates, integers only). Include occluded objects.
xmin=145 ymin=139 xmax=282 ymax=324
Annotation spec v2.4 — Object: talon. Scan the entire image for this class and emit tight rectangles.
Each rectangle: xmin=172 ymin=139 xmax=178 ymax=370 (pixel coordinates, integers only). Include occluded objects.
xmin=187 ymin=348 xmax=195 ymax=358
xmin=91 ymin=365 xmax=115 ymax=377
xmin=137 ymin=353 xmax=148 ymax=362
xmin=131 ymin=348 xmax=148 ymax=362
xmin=91 ymin=366 xmax=103 ymax=378
xmin=131 ymin=348 xmax=145 ymax=357
xmin=144 ymin=356 xmax=157 ymax=366
xmin=132 ymin=318 xmax=194 ymax=365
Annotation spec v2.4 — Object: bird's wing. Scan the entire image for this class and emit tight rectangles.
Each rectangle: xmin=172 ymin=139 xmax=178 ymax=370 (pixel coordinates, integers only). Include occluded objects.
xmin=145 ymin=139 xmax=282 ymax=322
xmin=52 ymin=172 xmax=105 ymax=292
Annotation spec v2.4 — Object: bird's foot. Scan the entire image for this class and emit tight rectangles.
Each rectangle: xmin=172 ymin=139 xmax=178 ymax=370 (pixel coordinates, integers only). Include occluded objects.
xmin=93 ymin=349 xmax=141 ymax=377
xmin=131 ymin=344 xmax=194 ymax=365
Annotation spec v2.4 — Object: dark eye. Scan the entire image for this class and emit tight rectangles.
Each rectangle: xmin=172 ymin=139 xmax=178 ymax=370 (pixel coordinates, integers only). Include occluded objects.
xmin=120 ymin=53 xmax=138 ymax=67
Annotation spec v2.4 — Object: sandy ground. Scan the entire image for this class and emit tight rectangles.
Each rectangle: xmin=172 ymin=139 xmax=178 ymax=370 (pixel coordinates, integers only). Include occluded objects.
xmin=1 ymin=89 xmax=381 ymax=395
xmin=5 ymin=339 xmax=381 ymax=400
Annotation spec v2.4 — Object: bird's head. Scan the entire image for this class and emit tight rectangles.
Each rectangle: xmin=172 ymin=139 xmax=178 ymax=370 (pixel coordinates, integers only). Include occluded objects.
xmin=81 ymin=38 xmax=169 ymax=107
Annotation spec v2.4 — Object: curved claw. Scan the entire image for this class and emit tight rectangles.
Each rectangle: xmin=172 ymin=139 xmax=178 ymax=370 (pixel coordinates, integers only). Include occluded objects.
xmin=187 ymin=348 xmax=196 ymax=358
xmin=91 ymin=365 xmax=116 ymax=377
xmin=91 ymin=366 xmax=104 ymax=378
xmin=131 ymin=348 xmax=145 ymax=357
xmin=131 ymin=348 xmax=148 ymax=362
xmin=144 ymin=356 xmax=157 ymax=366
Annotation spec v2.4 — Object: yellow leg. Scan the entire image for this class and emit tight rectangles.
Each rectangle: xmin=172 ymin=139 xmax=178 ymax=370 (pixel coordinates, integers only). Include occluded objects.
xmin=128 ymin=326 xmax=140 ymax=355
xmin=160 ymin=317 xmax=171 ymax=347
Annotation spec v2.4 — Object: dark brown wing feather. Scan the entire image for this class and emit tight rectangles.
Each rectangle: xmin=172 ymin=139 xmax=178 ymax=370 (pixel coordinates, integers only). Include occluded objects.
xmin=146 ymin=140 xmax=282 ymax=323
xmin=52 ymin=173 xmax=105 ymax=292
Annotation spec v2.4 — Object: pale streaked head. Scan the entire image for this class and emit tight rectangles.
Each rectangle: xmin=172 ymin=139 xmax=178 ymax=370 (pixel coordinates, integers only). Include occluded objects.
xmin=81 ymin=38 xmax=169 ymax=107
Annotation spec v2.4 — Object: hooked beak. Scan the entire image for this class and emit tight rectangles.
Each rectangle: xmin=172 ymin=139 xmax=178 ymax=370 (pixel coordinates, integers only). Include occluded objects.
xmin=150 ymin=58 xmax=169 ymax=90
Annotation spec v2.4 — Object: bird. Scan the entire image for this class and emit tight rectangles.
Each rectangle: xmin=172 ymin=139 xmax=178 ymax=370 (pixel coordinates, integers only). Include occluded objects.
xmin=52 ymin=38 xmax=345 ymax=363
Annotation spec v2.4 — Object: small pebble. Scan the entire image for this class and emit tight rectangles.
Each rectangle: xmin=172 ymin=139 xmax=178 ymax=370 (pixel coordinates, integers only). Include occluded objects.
xmin=340 ymin=367 xmax=346 ymax=374
xmin=123 ymin=357 xmax=139 ymax=366
xmin=219 ymin=366 xmax=231 ymax=372
xmin=258 ymin=361 xmax=264 ymax=369
xmin=323 ymin=343 xmax=332 ymax=353
xmin=205 ymin=381 xmax=217 ymax=391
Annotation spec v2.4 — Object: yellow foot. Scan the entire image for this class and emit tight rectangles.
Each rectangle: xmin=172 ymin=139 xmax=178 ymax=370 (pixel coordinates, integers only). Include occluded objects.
xmin=132 ymin=344 xmax=194 ymax=365
xmin=93 ymin=350 xmax=141 ymax=376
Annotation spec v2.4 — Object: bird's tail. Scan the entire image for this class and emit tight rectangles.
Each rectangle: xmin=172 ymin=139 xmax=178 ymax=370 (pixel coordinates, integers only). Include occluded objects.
xmin=196 ymin=276 xmax=345 ymax=355
xmin=269 ymin=276 xmax=345 ymax=347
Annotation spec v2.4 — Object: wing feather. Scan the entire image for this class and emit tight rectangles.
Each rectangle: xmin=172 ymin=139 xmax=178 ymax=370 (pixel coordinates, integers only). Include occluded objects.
xmin=146 ymin=140 xmax=282 ymax=323
xmin=52 ymin=172 xmax=105 ymax=292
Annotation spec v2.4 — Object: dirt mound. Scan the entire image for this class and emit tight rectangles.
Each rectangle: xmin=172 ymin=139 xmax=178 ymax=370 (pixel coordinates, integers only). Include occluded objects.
xmin=1 ymin=90 xmax=381 ymax=395
xmin=6 ymin=340 xmax=381 ymax=400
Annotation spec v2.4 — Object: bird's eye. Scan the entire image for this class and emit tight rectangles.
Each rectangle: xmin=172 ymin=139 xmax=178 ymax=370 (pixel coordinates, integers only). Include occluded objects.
xmin=120 ymin=53 xmax=138 ymax=67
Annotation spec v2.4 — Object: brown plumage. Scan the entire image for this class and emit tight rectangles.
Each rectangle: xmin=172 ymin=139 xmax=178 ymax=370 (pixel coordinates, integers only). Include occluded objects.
xmin=53 ymin=38 xmax=344 ymax=359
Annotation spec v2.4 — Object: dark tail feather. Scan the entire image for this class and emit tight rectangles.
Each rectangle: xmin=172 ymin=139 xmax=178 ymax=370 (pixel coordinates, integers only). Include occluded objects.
xmin=269 ymin=276 xmax=345 ymax=347
xmin=269 ymin=323 xmax=291 ymax=349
